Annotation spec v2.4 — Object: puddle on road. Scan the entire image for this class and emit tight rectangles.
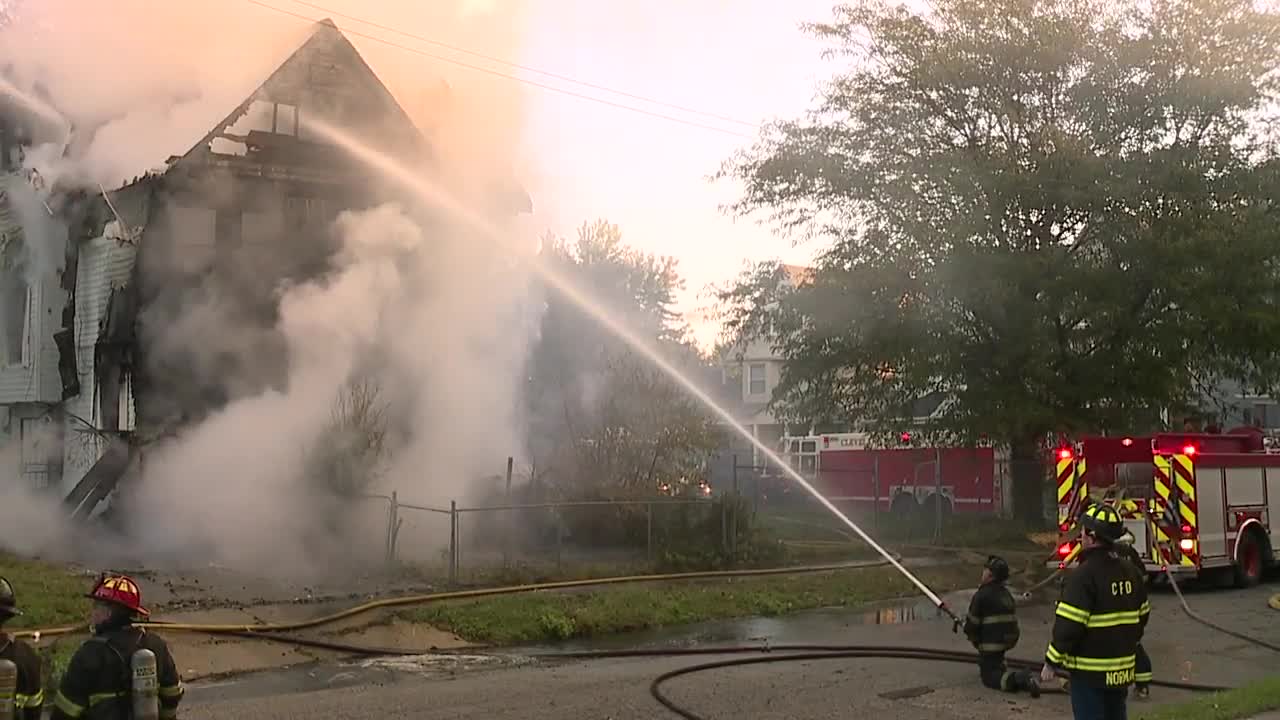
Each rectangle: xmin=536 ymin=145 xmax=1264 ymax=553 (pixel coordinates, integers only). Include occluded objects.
xmin=513 ymin=595 xmax=962 ymax=657
xmin=359 ymin=653 xmax=531 ymax=675
xmin=851 ymin=601 xmax=944 ymax=626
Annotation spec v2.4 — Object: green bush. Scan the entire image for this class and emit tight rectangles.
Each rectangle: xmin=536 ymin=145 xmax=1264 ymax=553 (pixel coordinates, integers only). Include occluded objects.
xmin=463 ymin=491 xmax=788 ymax=572
xmin=536 ymin=610 xmax=577 ymax=640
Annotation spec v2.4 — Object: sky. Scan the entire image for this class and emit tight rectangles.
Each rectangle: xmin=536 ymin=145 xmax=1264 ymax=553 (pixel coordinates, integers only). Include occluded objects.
xmin=518 ymin=1 xmax=838 ymax=349
xmin=0 ymin=0 xmax=840 ymax=350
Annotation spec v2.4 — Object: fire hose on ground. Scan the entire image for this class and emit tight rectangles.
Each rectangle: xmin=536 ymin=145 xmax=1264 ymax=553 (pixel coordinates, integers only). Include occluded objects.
xmin=10 ymin=542 xmax=1272 ymax=718
xmin=12 ymin=559 xmax=909 ymax=640
xmin=14 ymin=544 xmax=1051 ymax=642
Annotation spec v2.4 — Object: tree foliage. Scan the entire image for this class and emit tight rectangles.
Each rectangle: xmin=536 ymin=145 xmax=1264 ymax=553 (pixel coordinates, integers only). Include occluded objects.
xmin=526 ymin=219 xmax=722 ymax=496
xmin=719 ymin=0 xmax=1280 ymax=521
xmin=305 ymin=377 xmax=391 ymax=497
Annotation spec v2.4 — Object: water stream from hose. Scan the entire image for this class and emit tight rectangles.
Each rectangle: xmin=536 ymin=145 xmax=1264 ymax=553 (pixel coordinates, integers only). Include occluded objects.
xmin=303 ymin=118 xmax=954 ymax=615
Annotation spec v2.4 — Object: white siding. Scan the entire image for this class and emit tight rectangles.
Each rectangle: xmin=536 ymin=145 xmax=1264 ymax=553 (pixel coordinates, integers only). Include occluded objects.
xmin=60 ymin=226 xmax=137 ymax=495
xmin=0 ymin=283 xmax=37 ymax=401
xmin=0 ymin=275 xmax=64 ymax=404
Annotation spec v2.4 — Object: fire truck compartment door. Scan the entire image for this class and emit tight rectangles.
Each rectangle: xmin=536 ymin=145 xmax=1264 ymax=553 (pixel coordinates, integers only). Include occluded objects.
xmin=1269 ymin=468 xmax=1280 ymax=537
xmin=1225 ymin=467 xmax=1266 ymax=507
xmin=1197 ymin=467 xmax=1227 ymax=559
xmin=1124 ymin=519 xmax=1149 ymax=559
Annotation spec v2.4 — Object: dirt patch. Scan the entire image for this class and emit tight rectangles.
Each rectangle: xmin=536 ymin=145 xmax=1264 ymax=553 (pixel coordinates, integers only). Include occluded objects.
xmin=149 ymin=602 xmax=472 ymax=681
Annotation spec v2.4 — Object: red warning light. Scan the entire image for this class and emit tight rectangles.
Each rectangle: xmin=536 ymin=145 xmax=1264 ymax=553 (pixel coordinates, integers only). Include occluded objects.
xmin=1180 ymin=524 xmax=1192 ymax=534
xmin=1182 ymin=444 xmax=1197 ymax=456
xmin=1057 ymin=543 xmax=1073 ymax=558
xmin=1057 ymin=448 xmax=1073 ymax=460
xmin=1121 ymin=437 xmax=1134 ymax=447
xmin=900 ymin=432 xmax=912 ymax=445
xmin=1059 ymin=522 xmax=1070 ymax=533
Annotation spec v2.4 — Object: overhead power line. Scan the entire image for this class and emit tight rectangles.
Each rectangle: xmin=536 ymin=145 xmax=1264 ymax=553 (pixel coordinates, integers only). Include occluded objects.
xmin=288 ymin=0 xmax=759 ymax=129
xmin=246 ymin=0 xmax=757 ymax=138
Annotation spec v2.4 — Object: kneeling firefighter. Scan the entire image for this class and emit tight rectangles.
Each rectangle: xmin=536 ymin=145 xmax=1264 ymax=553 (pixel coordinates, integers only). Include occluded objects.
xmin=963 ymin=556 xmax=1040 ymax=698
xmin=52 ymin=574 xmax=184 ymax=720
xmin=0 ymin=577 xmax=44 ymax=720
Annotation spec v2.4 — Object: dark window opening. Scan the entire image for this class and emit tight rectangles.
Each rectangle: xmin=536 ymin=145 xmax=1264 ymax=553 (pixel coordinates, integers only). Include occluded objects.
xmin=748 ymin=363 xmax=766 ymax=395
xmin=1 ymin=266 xmax=28 ymax=366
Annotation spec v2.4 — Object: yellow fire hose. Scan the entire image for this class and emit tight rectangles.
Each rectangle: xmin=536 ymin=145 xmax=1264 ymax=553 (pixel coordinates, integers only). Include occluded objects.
xmin=13 ymin=558 xmax=908 ymax=640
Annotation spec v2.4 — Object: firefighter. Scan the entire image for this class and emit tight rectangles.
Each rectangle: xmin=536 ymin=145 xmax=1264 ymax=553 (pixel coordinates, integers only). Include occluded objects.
xmin=0 ymin=577 xmax=43 ymax=720
xmin=51 ymin=574 xmax=184 ymax=720
xmin=1040 ymin=502 xmax=1150 ymax=720
xmin=963 ymin=555 xmax=1040 ymax=698
xmin=1115 ymin=531 xmax=1153 ymax=700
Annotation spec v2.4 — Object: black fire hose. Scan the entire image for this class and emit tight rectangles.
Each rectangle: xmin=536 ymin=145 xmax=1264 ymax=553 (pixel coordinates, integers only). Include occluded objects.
xmin=188 ymin=629 xmax=1231 ymax=707
xmin=1158 ymin=550 xmax=1280 ymax=653
xmin=646 ymin=648 xmax=1232 ymax=720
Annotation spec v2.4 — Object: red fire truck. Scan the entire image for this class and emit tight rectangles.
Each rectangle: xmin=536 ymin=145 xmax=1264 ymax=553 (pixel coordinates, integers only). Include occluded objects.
xmin=776 ymin=433 xmax=1000 ymax=515
xmin=1050 ymin=430 xmax=1279 ymax=586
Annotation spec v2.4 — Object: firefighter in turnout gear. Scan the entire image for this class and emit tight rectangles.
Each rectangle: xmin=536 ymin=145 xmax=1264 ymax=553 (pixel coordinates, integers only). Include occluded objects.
xmin=1115 ymin=531 xmax=1153 ymax=700
xmin=1041 ymin=502 xmax=1150 ymax=720
xmin=0 ymin=577 xmax=44 ymax=720
xmin=963 ymin=556 xmax=1040 ymax=698
xmin=51 ymin=574 xmax=184 ymax=720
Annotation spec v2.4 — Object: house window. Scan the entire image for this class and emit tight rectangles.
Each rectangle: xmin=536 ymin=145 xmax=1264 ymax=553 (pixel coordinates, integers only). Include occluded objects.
xmin=1 ymin=267 xmax=29 ymax=367
xmin=274 ymin=103 xmax=299 ymax=136
xmin=285 ymin=196 xmax=332 ymax=230
xmin=748 ymin=363 xmax=766 ymax=396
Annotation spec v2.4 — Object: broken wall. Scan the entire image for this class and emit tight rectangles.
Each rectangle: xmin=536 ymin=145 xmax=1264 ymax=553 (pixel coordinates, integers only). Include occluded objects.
xmin=128 ymin=22 xmax=433 ymax=433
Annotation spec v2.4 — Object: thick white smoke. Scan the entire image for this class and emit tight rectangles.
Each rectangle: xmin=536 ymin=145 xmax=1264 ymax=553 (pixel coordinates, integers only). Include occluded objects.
xmin=130 ymin=204 xmax=538 ymax=573
xmin=0 ymin=0 xmax=530 ymax=188
xmin=2 ymin=175 xmax=66 ymax=286
xmin=0 ymin=0 xmax=544 ymax=575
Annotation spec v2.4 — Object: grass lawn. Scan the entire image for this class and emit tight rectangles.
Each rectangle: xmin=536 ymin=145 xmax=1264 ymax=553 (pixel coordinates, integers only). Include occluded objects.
xmin=0 ymin=553 xmax=89 ymax=629
xmin=1135 ymin=676 xmax=1280 ymax=720
xmin=398 ymin=563 xmax=979 ymax=645
xmin=0 ymin=554 xmax=92 ymax=689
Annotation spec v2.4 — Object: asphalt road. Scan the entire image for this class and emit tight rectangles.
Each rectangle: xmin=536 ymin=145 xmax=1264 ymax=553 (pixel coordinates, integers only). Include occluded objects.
xmin=181 ymin=581 xmax=1280 ymax=720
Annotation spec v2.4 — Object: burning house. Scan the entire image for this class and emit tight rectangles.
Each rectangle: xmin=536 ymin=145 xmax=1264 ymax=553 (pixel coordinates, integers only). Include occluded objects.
xmin=0 ymin=19 xmax=530 ymax=519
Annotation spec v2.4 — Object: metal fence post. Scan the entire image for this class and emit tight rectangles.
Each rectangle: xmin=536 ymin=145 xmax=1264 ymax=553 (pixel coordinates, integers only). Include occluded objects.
xmin=933 ymin=448 xmax=943 ymax=544
xmin=730 ymin=469 xmax=740 ymax=561
xmin=504 ymin=456 xmax=514 ymax=569
xmin=720 ymin=494 xmax=728 ymax=555
xmin=872 ymin=456 xmax=880 ymax=534
xmin=388 ymin=490 xmax=401 ymax=566
xmin=384 ymin=493 xmax=394 ymax=565
xmin=555 ymin=509 xmax=563 ymax=572
xmin=449 ymin=500 xmax=458 ymax=584
xmin=646 ymin=502 xmax=654 ymax=566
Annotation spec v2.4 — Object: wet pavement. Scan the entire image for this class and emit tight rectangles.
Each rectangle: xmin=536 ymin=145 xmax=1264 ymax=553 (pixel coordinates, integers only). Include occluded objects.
xmin=180 ymin=581 xmax=1280 ymax=719
xmin=507 ymin=590 xmax=982 ymax=654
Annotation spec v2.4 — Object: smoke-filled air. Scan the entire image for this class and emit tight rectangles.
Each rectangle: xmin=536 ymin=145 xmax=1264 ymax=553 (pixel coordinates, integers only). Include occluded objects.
xmin=0 ymin=0 xmax=557 ymax=577
xmin=0 ymin=0 xmax=731 ymax=582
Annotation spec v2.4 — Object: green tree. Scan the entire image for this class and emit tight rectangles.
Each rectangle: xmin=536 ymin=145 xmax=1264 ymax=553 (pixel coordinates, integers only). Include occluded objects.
xmin=526 ymin=219 xmax=721 ymax=495
xmin=719 ymin=0 xmax=1280 ymax=523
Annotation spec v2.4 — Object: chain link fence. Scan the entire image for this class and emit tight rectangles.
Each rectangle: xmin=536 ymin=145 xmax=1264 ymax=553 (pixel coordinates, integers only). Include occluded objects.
xmin=368 ymin=453 xmax=1059 ymax=583
xmin=383 ymin=494 xmax=746 ymax=583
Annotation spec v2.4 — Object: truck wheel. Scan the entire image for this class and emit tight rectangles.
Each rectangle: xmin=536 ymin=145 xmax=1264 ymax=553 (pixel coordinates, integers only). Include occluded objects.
xmin=1233 ymin=530 xmax=1267 ymax=588
xmin=890 ymin=493 xmax=919 ymax=518
xmin=921 ymin=493 xmax=953 ymax=521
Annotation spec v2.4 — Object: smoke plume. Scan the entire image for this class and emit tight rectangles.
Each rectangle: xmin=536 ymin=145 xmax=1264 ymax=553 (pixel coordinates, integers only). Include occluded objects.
xmin=130 ymin=203 xmax=539 ymax=574
xmin=0 ymin=0 xmax=530 ymax=188
xmin=0 ymin=0 xmax=543 ymax=576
